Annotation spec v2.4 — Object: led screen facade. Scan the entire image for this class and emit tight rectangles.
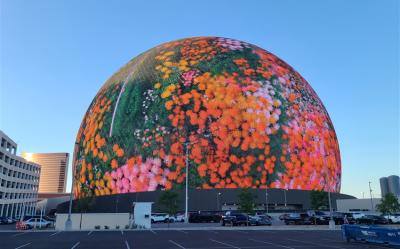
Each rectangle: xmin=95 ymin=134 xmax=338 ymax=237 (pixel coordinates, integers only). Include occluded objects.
xmin=73 ymin=37 xmax=341 ymax=198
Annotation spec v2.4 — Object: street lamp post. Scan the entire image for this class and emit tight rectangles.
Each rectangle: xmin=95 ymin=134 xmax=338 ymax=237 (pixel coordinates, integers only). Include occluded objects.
xmin=184 ymin=142 xmax=189 ymax=223
xmin=368 ymin=181 xmax=374 ymax=211
xmin=217 ymin=192 xmax=222 ymax=211
xmin=283 ymin=189 xmax=287 ymax=207
xmin=265 ymin=187 xmax=269 ymax=213
xmin=66 ymin=142 xmax=79 ymax=230
xmin=327 ymin=187 xmax=335 ymax=229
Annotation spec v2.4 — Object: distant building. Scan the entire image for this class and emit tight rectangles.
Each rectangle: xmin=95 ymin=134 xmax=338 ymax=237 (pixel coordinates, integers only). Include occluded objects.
xmin=380 ymin=175 xmax=400 ymax=197
xmin=22 ymin=152 xmax=69 ymax=193
xmin=0 ymin=130 xmax=41 ymax=217
xmin=336 ymin=198 xmax=381 ymax=212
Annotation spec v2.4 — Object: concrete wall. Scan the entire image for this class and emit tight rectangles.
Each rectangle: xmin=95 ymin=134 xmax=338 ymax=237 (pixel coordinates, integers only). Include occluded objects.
xmin=56 ymin=213 xmax=130 ymax=230
xmin=336 ymin=198 xmax=381 ymax=212
xmin=133 ymin=202 xmax=152 ymax=229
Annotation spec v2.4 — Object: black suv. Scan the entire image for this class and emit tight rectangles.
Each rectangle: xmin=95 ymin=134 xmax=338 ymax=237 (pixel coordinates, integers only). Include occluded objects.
xmin=222 ymin=213 xmax=250 ymax=226
xmin=284 ymin=213 xmax=313 ymax=225
xmin=189 ymin=212 xmax=221 ymax=223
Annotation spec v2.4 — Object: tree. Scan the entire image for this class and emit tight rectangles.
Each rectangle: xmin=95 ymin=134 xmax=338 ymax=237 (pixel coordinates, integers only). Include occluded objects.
xmin=73 ymin=196 xmax=96 ymax=229
xmin=310 ymin=190 xmax=328 ymax=210
xmin=158 ymin=190 xmax=179 ymax=226
xmin=238 ymin=188 xmax=256 ymax=214
xmin=376 ymin=193 xmax=400 ymax=215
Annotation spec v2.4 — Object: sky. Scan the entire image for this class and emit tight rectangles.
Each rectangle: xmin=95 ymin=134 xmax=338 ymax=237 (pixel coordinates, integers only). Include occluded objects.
xmin=0 ymin=0 xmax=398 ymax=199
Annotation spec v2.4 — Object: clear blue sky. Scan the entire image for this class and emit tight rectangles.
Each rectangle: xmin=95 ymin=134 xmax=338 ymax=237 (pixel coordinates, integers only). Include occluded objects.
xmin=1 ymin=0 xmax=398 ymax=198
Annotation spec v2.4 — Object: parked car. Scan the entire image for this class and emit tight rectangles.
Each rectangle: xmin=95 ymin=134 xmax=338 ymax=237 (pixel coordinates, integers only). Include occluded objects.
xmin=279 ymin=213 xmax=290 ymax=221
xmin=174 ymin=214 xmax=185 ymax=222
xmin=0 ymin=217 xmax=14 ymax=224
xmin=189 ymin=212 xmax=221 ymax=223
xmin=384 ymin=214 xmax=400 ymax=224
xmin=151 ymin=213 xmax=170 ymax=223
xmin=23 ymin=218 xmax=53 ymax=229
xmin=356 ymin=215 xmax=389 ymax=225
xmin=284 ymin=213 xmax=313 ymax=225
xmin=222 ymin=213 xmax=249 ymax=226
xmin=250 ymin=215 xmax=272 ymax=226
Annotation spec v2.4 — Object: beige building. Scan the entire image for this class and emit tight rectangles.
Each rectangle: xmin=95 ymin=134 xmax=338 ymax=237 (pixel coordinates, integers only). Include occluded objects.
xmin=22 ymin=152 xmax=69 ymax=193
xmin=0 ymin=130 xmax=40 ymax=217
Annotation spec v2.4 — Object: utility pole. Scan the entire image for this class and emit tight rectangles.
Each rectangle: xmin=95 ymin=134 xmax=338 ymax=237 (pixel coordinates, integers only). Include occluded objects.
xmin=368 ymin=181 xmax=374 ymax=211
xmin=184 ymin=142 xmax=189 ymax=223
xmin=265 ymin=187 xmax=269 ymax=213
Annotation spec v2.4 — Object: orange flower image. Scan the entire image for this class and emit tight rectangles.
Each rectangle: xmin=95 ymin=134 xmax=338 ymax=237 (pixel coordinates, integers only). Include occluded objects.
xmin=73 ymin=37 xmax=341 ymax=199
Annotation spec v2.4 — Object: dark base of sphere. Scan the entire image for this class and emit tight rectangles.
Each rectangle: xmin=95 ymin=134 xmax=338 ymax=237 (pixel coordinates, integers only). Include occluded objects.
xmin=57 ymin=189 xmax=354 ymax=214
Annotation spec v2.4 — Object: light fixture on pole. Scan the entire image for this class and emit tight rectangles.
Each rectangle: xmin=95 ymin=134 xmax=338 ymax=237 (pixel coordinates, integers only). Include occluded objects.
xmin=368 ymin=181 xmax=374 ymax=211
xmin=283 ymin=188 xmax=287 ymax=207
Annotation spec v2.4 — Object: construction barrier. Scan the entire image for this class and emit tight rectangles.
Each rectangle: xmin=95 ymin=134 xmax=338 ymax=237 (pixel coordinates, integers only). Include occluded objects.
xmin=342 ymin=224 xmax=400 ymax=247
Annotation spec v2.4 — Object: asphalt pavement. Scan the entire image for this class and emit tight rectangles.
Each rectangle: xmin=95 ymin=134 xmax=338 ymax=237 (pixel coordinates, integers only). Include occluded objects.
xmin=0 ymin=229 xmax=396 ymax=249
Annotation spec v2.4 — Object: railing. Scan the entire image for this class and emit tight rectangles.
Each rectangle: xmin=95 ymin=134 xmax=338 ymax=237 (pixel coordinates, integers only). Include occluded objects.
xmin=342 ymin=224 xmax=400 ymax=247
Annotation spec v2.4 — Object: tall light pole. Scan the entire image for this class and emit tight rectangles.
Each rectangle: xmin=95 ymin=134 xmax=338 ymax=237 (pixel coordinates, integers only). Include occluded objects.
xmin=283 ymin=189 xmax=287 ymax=207
xmin=368 ymin=181 xmax=374 ymax=211
xmin=265 ymin=187 xmax=269 ymax=213
xmin=66 ymin=142 xmax=79 ymax=230
xmin=184 ymin=142 xmax=189 ymax=223
xmin=324 ymin=155 xmax=335 ymax=229
xmin=217 ymin=192 xmax=222 ymax=211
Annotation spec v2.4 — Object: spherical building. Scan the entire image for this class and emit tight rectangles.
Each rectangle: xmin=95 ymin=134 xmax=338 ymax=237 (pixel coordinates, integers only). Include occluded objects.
xmin=73 ymin=37 xmax=341 ymax=200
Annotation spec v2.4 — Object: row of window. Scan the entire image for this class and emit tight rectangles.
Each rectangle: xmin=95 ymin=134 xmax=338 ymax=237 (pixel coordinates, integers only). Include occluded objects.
xmin=0 ymin=178 xmax=39 ymax=191
xmin=0 ymin=191 xmax=37 ymax=200
xmin=1 ymin=137 xmax=16 ymax=155
xmin=0 ymin=151 xmax=40 ymax=174
xmin=0 ymin=165 xmax=40 ymax=183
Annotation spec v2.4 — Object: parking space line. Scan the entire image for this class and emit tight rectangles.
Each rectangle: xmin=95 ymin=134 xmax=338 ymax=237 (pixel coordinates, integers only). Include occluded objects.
xmin=125 ymin=240 xmax=131 ymax=249
xmin=210 ymin=239 xmax=241 ymax=249
xmin=87 ymin=230 xmax=93 ymax=235
xmin=71 ymin=241 xmax=80 ymax=249
xmin=121 ymin=230 xmax=124 ymax=235
xmin=233 ymin=230 xmax=248 ymax=234
xmin=49 ymin=231 xmax=61 ymax=237
xmin=176 ymin=230 xmax=188 ymax=234
xmin=12 ymin=232 xmax=28 ymax=237
xmin=169 ymin=240 xmax=186 ymax=249
xmin=286 ymin=239 xmax=347 ymax=249
xmin=149 ymin=229 xmax=157 ymax=234
xmin=206 ymin=230 xmax=219 ymax=234
xmin=248 ymin=238 xmax=295 ymax=249
xmin=15 ymin=242 xmax=31 ymax=249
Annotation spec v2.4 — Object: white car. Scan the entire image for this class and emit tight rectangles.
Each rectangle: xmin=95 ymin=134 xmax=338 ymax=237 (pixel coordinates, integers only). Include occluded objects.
xmin=174 ymin=214 xmax=185 ymax=222
xmin=24 ymin=218 xmax=53 ymax=229
xmin=151 ymin=213 xmax=170 ymax=223
xmin=384 ymin=214 xmax=400 ymax=224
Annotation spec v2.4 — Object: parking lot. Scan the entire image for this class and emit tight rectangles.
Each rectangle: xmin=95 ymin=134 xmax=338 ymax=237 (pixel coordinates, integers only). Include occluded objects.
xmin=0 ymin=229 xmax=396 ymax=249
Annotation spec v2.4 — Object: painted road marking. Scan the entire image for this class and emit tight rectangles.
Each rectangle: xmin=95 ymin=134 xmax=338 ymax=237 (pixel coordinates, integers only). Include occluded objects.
xmin=177 ymin=230 xmax=188 ymax=234
xmin=125 ymin=240 xmax=131 ymax=249
xmin=286 ymin=239 xmax=347 ymax=249
xmin=15 ymin=242 xmax=31 ymax=249
xmin=121 ymin=230 xmax=124 ymax=235
xmin=210 ymin=239 xmax=241 ymax=249
xmin=12 ymin=232 xmax=28 ymax=237
xmin=149 ymin=229 xmax=157 ymax=234
xmin=87 ymin=230 xmax=93 ymax=235
xmin=71 ymin=241 xmax=80 ymax=249
xmin=49 ymin=231 xmax=61 ymax=237
xmin=169 ymin=240 xmax=186 ymax=249
xmin=249 ymin=238 xmax=295 ymax=249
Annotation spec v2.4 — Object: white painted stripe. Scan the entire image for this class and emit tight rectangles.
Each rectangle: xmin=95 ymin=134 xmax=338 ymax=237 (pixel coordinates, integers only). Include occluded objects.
xmin=177 ymin=230 xmax=188 ymax=234
xmin=286 ymin=239 xmax=347 ymax=249
xmin=49 ymin=231 xmax=61 ymax=237
xmin=169 ymin=240 xmax=186 ymax=249
xmin=12 ymin=232 xmax=28 ymax=237
xmin=121 ymin=230 xmax=124 ymax=235
xmin=71 ymin=241 xmax=80 ymax=249
xmin=87 ymin=230 xmax=93 ymax=235
xmin=249 ymin=238 xmax=295 ymax=249
xmin=210 ymin=239 xmax=241 ymax=249
xmin=125 ymin=240 xmax=130 ymax=249
xmin=15 ymin=242 xmax=31 ymax=249
xmin=149 ymin=229 xmax=157 ymax=234
xmin=207 ymin=230 xmax=219 ymax=234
